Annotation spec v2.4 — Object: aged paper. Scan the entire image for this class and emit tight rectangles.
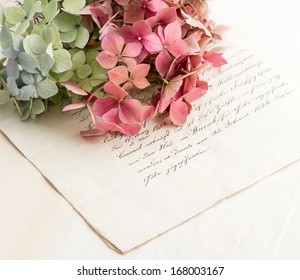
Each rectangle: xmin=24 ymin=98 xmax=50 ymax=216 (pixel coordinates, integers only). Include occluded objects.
xmin=1 ymin=37 xmax=300 ymax=253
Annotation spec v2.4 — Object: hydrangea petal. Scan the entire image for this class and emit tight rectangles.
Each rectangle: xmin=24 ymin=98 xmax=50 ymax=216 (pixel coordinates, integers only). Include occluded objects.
xmin=143 ymin=34 xmax=162 ymax=53
xmin=96 ymin=51 xmax=118 ymax=69
xmin=93 ymin=97 xmax=118 ymax=117
xmin=108 ymin=66 xmax=129 ymax=85
xmin=119 ymin=98 xmax=142 ymax=124
xmin=104 ymin=81 xmax=128 ymax=100
xmin=170 ymin=100 xmax=189 ymax=126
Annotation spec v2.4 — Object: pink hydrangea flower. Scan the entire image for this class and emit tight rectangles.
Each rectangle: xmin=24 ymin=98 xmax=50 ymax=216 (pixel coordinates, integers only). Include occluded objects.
xmin=96 ymin=33 xmax=142 ymax=70
xmin=107 ymin=64 xmax=150 ymax=90
xmin=155 ymin=21 xmax=189 ymax=77
xmin=123 ymin=0 xmax=169 ymax=23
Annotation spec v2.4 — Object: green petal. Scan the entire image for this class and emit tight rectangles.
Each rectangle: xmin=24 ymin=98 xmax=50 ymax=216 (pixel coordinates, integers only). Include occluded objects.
xmin=85 ymin=50 xmax=99 ymax=64
xmin=52 ymin=49 xmax=72 ymax=73
xmin=43 ymin=0 xmax=58 ymax=22
xmin=73 ymin=26 xmax=89 ymax=49
xmin=21 ymin=72 xmax=35 ymax=85
xmin=3 ymin=6 xmax=26 ymax=25
xmin=23 ymin=34 xmax=47 ymax=56
xmin=38 ymin=53 xmax=54 ymax=76
xmin=20 ymin=107 xmax=31 ymax=120
xmin=28 ymin=1 xmax=41 ymax=19
xmin=15 ymin=19 xmax=30 ymax=35
xmin=18 ymin=84 xmax=35 ymax=100
xmin=60 ymin=29 xmax=77 ymax=43
xmin=13 ymin=35 xmax=25 ymax=52
xmin=0 ymin=90 xmax=10 ymax=105
xmin=0 ymin=24 xmax=12 ymax=49
xmin=53 ymin=12 xmax=77 ymax=32
xmin=43 ymin=23 xmax=61 ymax=48
xmin=32 ymin=99 xmax=45 ymax=114
xmin=36 ymin=79 xmax=58 ymax=99
xmin=62 ymin=0 xmax=86 ymax=13
xmin=23 ymin=0 xmax=34 ymax=15
xmin=18 ymin=52 xmax=39 ymax=73
xmin=58 ymin=70 xmax=74 ymax=82
xmin=72 ymin=50 xmax=85 ymax=69
xmin=77 ymin=64 xmax=92 ymax=79
xmin=29 ymin=34 xmax=48 ymax=55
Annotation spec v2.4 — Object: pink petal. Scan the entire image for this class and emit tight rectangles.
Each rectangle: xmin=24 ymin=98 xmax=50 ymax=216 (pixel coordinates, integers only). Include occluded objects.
xmin=157 ymin=7 xmax=177 ymax=25
xmin=170 ymin=100 xmax=189 ymax=126
xmin=96 ymin=121 xmax=121 ymax=133
xmin=115 ymin=0 xmax=130 ymax=6
xmin=135 ymin=48 xmax=149 ymax=64
xmin=102 ymin=108 xmax=121 ymax=124
xmin=159 ymin=98 xmax=171 ymax=113
xmin=122 ymin=42 xmax=143 ymax=57
xmin=141 ymin=105 xmax=155 ymax=121
xmin=196 ymin=80 xmax=209 ymax=91
xmin=104 ymin=81 xmax=128 ymax=100
xmin=96 ymin=51 xmax=118 ymax=69
xmin=80 ymin=129 xmax=107 ymax=137
xmin=167 ymin=39 xmax=189 ymax=57
xmin=132 ymin=78 xmax=150 ymax=89
xmin=155 ymin=49 xmax=173 ymax=77
xmin=108 ymin=66 xmax=129 ymax=85
xmin=119 ymin=123 xmax=142 ymax=136
xmin=60 ymin=82 xmax=88 ymax=95
xmin=122 ymin=81 xmax=135 ymax=91
xmin=120 ymin=57 xmax=137 ymax=71
xmin=184 ymin=87 xmax=205 ymax=103
xmin=130 ymin=64 xmax=150 ymax=79
xmin=93 ymin=96 xmax=118 ymax=117
xmin=119 ymin=98 xmax=142 ymax=124
xmin=203 ymin=51 xmax=227 ymax=67
xmin=101 ymin=33 xmax=124 ymax=55
xmin=132 ymin=20 xmax=152 ymax=37
xmin=163 ymin=78 xmax=183 ymax=99
xmin=142 ymin=33 xmax=162 ymax=53
xmin=147 ymin=0 xmax=169 ymax=12
xmin=124 ymin=5 xmax=145 ymax=23
xmin=62 ymin=103 xmax=86 ymax=112
xmin=164 ymin=21 xmax=182 ymax=45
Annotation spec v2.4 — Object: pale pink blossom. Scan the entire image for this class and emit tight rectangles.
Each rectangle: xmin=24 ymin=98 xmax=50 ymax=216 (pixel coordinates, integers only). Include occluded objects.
xmin=96 ymin=33 xmax=142 ymax=69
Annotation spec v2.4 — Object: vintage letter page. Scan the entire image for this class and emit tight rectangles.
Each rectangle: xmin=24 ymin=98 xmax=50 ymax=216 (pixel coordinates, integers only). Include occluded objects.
xmin=1 ymin=36 xmax=300 ymax=253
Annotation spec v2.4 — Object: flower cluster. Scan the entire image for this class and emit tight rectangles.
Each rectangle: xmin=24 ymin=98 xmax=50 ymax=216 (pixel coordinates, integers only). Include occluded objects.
xmin=0 ymin=0 xmax=226 ymax=136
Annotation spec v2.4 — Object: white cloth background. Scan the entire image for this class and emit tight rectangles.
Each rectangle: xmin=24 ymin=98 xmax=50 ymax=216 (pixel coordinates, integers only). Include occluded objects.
xmin=1 ymin=0 xmax=300 ymax=259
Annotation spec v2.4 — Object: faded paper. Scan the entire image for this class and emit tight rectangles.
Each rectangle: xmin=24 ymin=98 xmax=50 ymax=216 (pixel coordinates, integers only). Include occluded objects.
xmin=1 ymin=37 xmax=300 ymax=253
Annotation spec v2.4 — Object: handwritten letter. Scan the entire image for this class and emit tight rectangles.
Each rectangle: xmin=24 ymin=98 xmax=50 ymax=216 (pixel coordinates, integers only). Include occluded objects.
xmin=1 ymin=38 xmax=299 ymax=253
